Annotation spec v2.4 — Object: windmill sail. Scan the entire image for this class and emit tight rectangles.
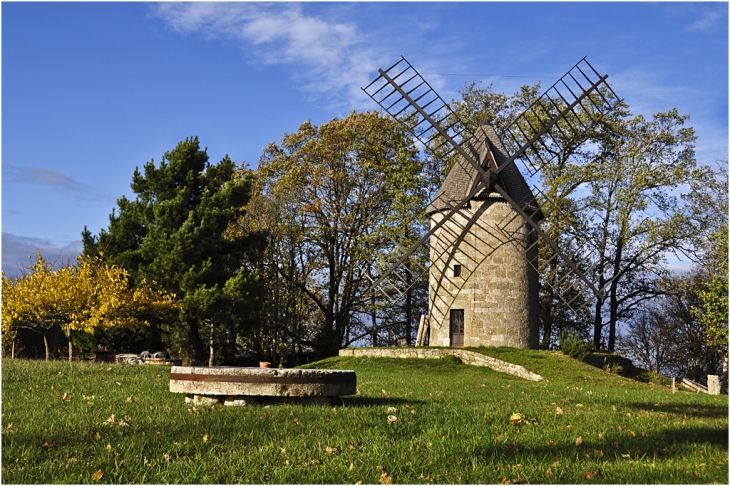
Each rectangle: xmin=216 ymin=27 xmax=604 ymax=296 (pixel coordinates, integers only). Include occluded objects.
xmin=361 ymin=56 xmax=621 ymax=318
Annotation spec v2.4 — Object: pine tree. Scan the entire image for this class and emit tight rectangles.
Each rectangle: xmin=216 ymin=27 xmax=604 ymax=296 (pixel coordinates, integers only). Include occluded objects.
xmin=83 ymin=137 xmax=263 ymax=365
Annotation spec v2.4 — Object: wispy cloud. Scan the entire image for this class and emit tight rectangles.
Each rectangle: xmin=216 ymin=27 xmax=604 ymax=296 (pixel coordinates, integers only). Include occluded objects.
xmin=685 ymin=7 xmax=726 ymax=34
xmin=151 ymin=2 xmax=386 ymax=110
xmin=3 ymin=163 xmax=93 ymax=195
xmin=611 ymin=64 xmax=728 ymax=164
xmin=1 ymin=233 xmax=82 ymax=278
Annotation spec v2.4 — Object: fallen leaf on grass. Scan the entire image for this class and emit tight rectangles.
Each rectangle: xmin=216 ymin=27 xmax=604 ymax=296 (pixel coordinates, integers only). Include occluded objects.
xmin=355 ymin=481 xmax=363 ymax=485
xmin=378 ymin=469 xmax=393 ymax=484
xmin=621 ymin=453 xmax=631 ymax=458
xmin=381 ymin=389 xmax=387 ymax=396
xmin=325 ymin=446 xmax=338 ymax=454
xmin=510 ymin=413 xmax=526 ymax=425
xmin=125 ymin=397 xmax=132 ymax=403
xmin=259 ymin=413 xmax=267 ymax=420
xmin=42 ymin=442 xmax=54 ymax=447
xmin=106 ymin=444 xmax=112 ymax=452
xmin=583 ymin=468 xmax=601 ymax=479
xmin=58 ymin=392 xmax=72 ymax=402
xmin=293 ymin=418 xmax=300 ymax=425
xmin=202 ymin=434 xmax=209 ymax=443
xmin=105 ymin=414 xmax=128 ymax=426
xmin=92 ymin=469 xmax=104 ymax=482
xmin=387 ymin=406 xmax=398 ymax=412
xmin=555 ymin=406 xmax=563 ymax=415
xmin=387 ymin=415 xmax=397 ymax=424
xmin=593 ymin=449 xmax=604 ymax=457
xmin=280 ymin=448 xmax=287 ymax=455
xmin=115 ymin=382 xmax=122 ymax=386
xmin=575 ymin=436 xmax=583 ymax=446
xmin=162 ymin=453 xmax=172 ymax=463
xmin=94 ymin=431 xmax=101 ymax=440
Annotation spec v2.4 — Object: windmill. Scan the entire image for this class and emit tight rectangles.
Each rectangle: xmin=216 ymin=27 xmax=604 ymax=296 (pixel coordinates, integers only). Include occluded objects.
xmin=361 ymin=56 xmax=620 ymax=348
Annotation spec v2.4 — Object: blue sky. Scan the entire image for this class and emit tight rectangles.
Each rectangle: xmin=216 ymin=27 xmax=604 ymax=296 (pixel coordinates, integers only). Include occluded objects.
xmin=2 ymin=1 xmax=728 ymax=276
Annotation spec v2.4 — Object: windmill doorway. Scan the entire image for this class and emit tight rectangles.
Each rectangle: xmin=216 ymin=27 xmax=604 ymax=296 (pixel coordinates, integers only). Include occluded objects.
xmin=450 ymin=309 xmax=465 ymax=347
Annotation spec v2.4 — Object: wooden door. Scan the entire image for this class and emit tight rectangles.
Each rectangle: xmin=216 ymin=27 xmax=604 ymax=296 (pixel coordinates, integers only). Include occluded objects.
xmin=450 ymin=309 xmax=465 ymax=347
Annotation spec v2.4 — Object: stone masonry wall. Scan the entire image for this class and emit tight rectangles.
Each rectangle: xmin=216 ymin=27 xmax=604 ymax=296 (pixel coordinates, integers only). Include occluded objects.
xmin=338 ymin=347 xmax=543 ymax=381
xmin=429 ymin=199 xmax=539 ymax=349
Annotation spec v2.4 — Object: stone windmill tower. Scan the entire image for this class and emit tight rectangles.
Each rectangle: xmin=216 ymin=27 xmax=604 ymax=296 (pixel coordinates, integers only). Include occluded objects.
xmin=425 ymin=122 xmax=542 ymax=348
xmin=361 ymin=57 xmax=620 ymax=349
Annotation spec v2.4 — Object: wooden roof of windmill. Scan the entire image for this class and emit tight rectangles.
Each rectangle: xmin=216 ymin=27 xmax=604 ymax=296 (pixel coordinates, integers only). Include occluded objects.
xmin=425 ymin=122 xmax=543 ymax=220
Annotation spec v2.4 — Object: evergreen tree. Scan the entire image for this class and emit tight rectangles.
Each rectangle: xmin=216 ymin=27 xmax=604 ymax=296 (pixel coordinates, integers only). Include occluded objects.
xmin=83 ymin=137 xmax=263 ymax=365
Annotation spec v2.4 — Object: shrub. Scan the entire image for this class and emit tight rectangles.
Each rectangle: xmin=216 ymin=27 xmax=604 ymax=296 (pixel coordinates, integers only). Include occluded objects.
xmin=604 ymin=362 xmax=624 ymax=375
xmin=558 ymin=330 xmax=593 ymax=362
xmin=440 ymin=354 xmax=462 ymax=365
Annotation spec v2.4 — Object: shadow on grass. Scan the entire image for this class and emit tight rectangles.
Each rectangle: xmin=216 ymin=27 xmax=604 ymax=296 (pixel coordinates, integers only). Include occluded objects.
xmin=340 ymin=396 xmax=428 ymax=407
xmin=624 ymin=401 xmax=729 ymax=419
xmin=473 ymin=424 xmax=728 ymax=463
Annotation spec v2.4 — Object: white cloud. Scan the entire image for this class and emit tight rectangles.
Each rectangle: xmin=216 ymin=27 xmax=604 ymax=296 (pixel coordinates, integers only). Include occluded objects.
xmin=150 ymin=3 xmax=385 ymax=110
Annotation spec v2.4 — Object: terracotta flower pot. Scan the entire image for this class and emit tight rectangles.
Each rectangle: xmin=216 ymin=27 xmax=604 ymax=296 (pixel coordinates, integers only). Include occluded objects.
xmin=259 ymin=361 xmax=271 ymax=368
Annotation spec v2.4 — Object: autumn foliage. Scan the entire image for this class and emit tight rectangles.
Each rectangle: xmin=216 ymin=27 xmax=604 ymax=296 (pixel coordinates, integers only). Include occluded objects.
xmin=2 ymin=252 xmax=176 ymax=360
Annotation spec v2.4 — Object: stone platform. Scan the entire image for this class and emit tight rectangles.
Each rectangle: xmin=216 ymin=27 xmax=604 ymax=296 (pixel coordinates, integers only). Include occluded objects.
xmin=169 ymin=366 xmax=357 ymax=406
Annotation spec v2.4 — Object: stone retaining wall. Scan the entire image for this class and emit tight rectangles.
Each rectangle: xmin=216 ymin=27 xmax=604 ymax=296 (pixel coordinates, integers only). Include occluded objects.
xmin=338 ymin=347 xmax=543 ymax=381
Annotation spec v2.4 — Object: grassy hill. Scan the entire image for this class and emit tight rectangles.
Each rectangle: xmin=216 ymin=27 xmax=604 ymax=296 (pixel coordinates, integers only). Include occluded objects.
xmin=2 ymin=349 xmax=727 ymax=483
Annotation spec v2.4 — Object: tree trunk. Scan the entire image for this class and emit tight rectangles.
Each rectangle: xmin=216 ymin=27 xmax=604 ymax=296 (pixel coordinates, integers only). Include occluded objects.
xmin=44 ymin=332 xmax=50 ymax=361
xmin=405 ymin=260 xmax=413 ymax=345
xmin=67 ymin=328 xmax=73 ymax=362
xmin=209 ymin=320 xmax=215 ymax=367
xmin=607 ymin=238 xmax=624 ymax=352
xmin=593 ymin=295 xmax=604 ymax=349
xmin=370 ymin=267 xmax=378 ymax=347
xmin=608 ymin=280 xmax=619 ymax=352
xmin=540 ymin=263 xmax=557 ymax=349
xmin=11 ymin=337 xmax=16 ymax=359
xmin=185 ymin=318 xmax=205 ymax=365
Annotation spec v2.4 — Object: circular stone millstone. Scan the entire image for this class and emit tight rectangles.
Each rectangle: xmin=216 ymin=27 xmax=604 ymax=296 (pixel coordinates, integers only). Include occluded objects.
xmin=169 ymin=366 xmax=357 ymax=397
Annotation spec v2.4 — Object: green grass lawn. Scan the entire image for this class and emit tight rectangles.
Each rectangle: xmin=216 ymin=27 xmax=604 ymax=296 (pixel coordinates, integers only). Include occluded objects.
xmin=2 ymin=350 xmax=727 ymax=484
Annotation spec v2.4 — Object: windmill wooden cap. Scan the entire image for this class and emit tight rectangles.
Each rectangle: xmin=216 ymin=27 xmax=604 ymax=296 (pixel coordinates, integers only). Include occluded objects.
xmin=425 ymin=123 xmax=543 ymax=220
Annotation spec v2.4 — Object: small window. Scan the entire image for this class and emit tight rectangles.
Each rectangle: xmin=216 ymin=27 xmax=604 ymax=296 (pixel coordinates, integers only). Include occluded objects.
xmin=453 ymin=264 xmax=462 ymax=277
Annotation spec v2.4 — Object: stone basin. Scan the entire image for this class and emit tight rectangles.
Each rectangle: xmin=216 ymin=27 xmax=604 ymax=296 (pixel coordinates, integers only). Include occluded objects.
xmin=169 ymin=366 xmax=357 ymax=406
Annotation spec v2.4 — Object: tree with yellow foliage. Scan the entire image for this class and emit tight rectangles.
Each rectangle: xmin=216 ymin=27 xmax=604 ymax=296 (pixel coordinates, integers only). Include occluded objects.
xmin=2 ymin=252 xmax=176 ymax=361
